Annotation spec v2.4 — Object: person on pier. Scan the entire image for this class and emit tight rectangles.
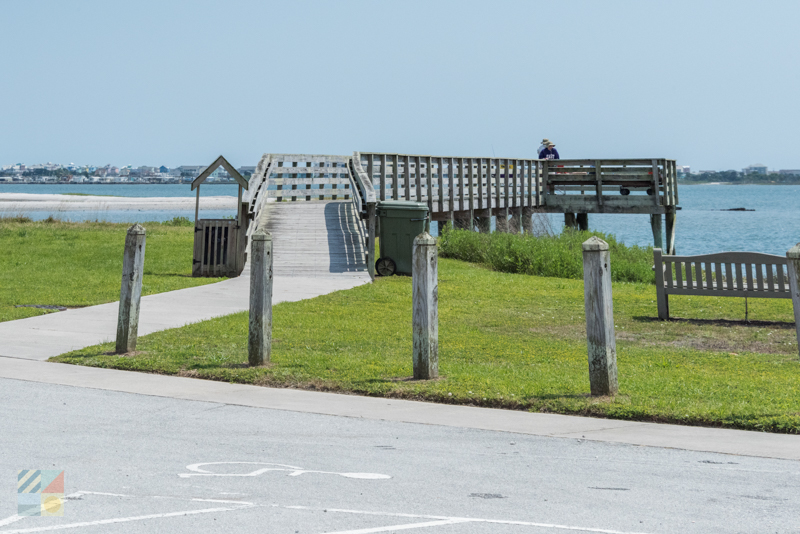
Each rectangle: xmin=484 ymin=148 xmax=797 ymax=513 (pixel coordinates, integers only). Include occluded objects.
xmin=537 ymin=138 xmax=550 ymax=158
xmin=540 ymin=141 xmax=559 ymax=160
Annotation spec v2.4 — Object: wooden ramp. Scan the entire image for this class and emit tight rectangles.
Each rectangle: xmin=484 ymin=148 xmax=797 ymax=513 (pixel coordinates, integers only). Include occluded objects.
xmin=258 ymin=200 xmax=370 ymax=278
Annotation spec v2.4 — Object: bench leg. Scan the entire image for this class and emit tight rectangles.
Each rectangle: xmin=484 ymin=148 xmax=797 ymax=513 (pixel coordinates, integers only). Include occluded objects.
xmin=657 ymin=292 xmax=669 ymax=320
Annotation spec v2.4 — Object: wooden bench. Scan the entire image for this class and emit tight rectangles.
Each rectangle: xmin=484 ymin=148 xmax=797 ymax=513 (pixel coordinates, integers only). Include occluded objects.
xmin=654 ymin=248 xmax=800 ymax=322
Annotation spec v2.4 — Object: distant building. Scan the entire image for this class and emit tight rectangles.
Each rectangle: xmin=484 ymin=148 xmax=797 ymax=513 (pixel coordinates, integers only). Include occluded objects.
xmin=743 ymin=164 xmax=767 ymax=174
xmin=698 ymin=170 xmax=716 ymax=174
xmin=175 ymin=165 xmax=206 ymax=178
xmin=778 ymin=169 xmax=800 ymax=176
xmin=159 ymin=166 xmax=169 ymax=174
xmin=676 ymin=165 xmax=691 ymax=175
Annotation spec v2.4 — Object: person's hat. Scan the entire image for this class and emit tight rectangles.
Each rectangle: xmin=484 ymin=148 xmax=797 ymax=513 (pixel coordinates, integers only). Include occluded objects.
xmin=547 ymin=142 xmax=555 ymax=147
xmin=541 ymin=138 xmax=549 ymax=144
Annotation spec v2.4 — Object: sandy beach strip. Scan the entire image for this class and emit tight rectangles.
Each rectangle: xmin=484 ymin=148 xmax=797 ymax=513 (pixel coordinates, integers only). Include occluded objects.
xmin=0 ymin=193 xmax=238 ymax=212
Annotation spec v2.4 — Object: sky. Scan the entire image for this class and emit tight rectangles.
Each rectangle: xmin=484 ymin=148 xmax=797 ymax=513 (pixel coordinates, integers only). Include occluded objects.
xmin=2 ymin=0 xmax=799 ymax=171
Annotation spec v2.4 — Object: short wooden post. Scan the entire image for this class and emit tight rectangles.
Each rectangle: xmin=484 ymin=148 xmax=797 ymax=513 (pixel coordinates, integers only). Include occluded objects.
xmin=412 ymin=232 xmax=438 ymax=379
xmin=665 ymin=211 xmax=677 ymax=255
xmin=582 ymin=237 xmax=619 ymax=396
xmin=248 ymin=230 xmax=273 ymax=366
xmin=650 ymin=214 xmax=663 ymax=250
xmin=787 ymin=244 xmax=800 ymax=358
xmin=116 ymin=224 xmax=146 ymax=354
xmin=564 ymin=213 xmax=578 ymax=230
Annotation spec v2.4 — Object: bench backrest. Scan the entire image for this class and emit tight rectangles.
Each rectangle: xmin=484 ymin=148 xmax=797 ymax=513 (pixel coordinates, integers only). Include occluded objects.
xmin=654 ymin=248 xmax=791 ymax=299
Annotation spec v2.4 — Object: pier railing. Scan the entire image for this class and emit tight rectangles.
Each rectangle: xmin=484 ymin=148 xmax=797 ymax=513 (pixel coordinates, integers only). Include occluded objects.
xmin=247 ymin=153 xmax=376 ymax=278
xmin=358 ymin=153 xmax=543 ymax=223
xmin=542 ymin=159 xmax=678 ymax=214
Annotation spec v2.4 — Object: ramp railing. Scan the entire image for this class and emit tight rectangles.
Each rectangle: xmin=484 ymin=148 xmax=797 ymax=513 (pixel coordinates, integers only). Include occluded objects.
xmin=246 ymin=153 xmax=376 ymax=279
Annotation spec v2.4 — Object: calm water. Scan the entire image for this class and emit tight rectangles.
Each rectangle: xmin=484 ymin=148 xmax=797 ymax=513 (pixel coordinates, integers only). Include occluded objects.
xmin=0 ymin=183 xmax=239 ymax=223
xmin=2 ymin=183 xmax=798 ymax=256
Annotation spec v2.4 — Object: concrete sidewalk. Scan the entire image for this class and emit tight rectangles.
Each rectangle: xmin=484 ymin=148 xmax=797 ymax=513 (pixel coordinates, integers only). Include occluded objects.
xmin=0 ymin=265 xmax=370 ymax=361
xmin=2 ymin=356 xmax=799 ymax=461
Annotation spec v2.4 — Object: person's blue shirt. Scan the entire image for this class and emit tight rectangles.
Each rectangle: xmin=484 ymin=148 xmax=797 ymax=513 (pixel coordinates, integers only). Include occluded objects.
xmin=540 ymin=147 xmax=560 ymax=160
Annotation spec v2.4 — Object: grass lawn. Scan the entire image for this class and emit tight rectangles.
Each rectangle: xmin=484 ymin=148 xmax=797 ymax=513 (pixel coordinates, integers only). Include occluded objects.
xmin=0 ymin=217 xmax=224 ymax=322
xmin=52 ymin=257 xmax=800 ymax=433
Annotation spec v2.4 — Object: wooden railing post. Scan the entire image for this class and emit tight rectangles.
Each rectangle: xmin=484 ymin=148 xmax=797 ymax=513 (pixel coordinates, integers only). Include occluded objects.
xmin=116 ymin=224 xmax=146 ymax=354
xmin=412 ymin=232 xmax=438 ymax=379
xmin=582 ymin=237 xmax=619 ymax=396
xmin=787 ymin=243 xmax=800 ymax=358
xmin=248 ymin=230 xmax=273 ymax=366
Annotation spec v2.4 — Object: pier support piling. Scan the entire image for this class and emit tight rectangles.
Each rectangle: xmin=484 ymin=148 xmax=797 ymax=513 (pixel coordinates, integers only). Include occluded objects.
xmin=577 ymin=213 xmax=589 ymax=231
xmin=665 ymin=211 xmax=677 ymax=255
xmin=650 ymin=214 xmax=663 ymax=251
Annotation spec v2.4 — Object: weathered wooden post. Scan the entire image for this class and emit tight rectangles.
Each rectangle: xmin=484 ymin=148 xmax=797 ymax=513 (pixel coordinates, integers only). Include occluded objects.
xmin=787 ymin=243 xmax=800 ymax=358
xmin=582 ymin=236 xmax=619 ymax=395
xmin=116 ymin=224 xmax=146 ymax=354
xmin=650 ymin=214 xmax=664 ymax=250
xmin=412 ymin=232 xmax=438 ymax=379
xmin=248 ymin=229 xmax=273 ymax=366
xmin=665 ymin=211 xmax=677 ymax=255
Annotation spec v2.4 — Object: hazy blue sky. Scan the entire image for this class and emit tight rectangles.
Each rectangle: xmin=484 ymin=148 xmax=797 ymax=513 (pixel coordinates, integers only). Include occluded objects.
xmin=2 ymin=0 xmax=798 ymax=171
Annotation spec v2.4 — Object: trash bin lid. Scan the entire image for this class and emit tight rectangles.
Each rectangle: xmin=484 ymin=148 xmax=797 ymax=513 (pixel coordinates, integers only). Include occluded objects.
xmin=377 ymin=200 xmax=429 ymax=211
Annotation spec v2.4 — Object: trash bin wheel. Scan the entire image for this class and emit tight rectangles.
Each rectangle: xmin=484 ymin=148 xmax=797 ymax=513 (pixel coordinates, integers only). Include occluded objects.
xmin=376 ymin=257 xmax=397 ymax=277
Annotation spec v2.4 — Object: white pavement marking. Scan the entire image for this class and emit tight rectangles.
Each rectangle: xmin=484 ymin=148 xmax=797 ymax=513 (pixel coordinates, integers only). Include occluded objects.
xmin=282 ymin=506 xmax=654 ymax=534
xmin=321 ymin=518 xmax=472 ymax=534
xmin=179 ymin=461 xmax=391 ymax=480
xmin=0 ymin=506 xmax=246 ymax=534
xmin=0 ymin=517 xmax=24 ymax=528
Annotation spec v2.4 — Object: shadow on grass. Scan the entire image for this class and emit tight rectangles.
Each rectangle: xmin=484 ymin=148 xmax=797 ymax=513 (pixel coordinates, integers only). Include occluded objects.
xmin=632 ymin=316 xmax=796 ymax=329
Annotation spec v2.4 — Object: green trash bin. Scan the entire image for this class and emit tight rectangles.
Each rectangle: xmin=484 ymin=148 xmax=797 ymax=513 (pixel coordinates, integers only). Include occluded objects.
xmin=375 ymin=200 xmax=429 ymax=276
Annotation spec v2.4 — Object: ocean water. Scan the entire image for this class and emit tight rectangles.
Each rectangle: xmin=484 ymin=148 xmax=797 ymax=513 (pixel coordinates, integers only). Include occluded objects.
xmin=2 ymin=183 xmax=798 ymax=256
xmin=0 ymin=183 xmax=239 ymax=223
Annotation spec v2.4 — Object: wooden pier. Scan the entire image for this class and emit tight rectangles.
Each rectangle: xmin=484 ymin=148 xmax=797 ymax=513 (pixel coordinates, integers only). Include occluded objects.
xmin=232 ymin=152 xmax=680 ymax=279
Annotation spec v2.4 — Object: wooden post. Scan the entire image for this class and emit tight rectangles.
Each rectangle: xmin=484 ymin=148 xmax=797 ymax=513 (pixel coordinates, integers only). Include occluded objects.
xmin=577 ymin=213 xmax=588 ymax=231
xmin=116 ymin=224 xmax=146 ymax=354
xmin=787 ymin=244 xmax=800 ymax=358
xmin=412 ymin=232 xmax=438 ymax=379
xmin=564 ymin=213 xmax=577 ymax=230
xmin=650 ymin=214 xmax=663 ymax=250
xmin=522 ymin=207 xmax=533 ymax=234
xmin=476 ymin=216 xmax=491 ymax=233
xmin=582 ymin=237 xmax=619 ymax=396
xmin=367 ymin=202 xmax=376 ymax=280
xmin=665 ymin=211 xmax=677 ymax=255
xmin=248 ymin=230 xmax=273 ymax=366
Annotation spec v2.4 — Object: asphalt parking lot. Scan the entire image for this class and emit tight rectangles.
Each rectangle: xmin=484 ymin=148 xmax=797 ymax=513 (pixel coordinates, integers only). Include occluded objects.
xmin=1 ymin=377 xmax=798 ymax=534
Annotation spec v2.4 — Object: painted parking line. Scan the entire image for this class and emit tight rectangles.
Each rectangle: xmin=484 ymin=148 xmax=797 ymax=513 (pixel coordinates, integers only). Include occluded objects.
xmin=179 ymin=461 xmax=391 ymax=480
xmin=0 ymin=491 xmax=654 ymax=534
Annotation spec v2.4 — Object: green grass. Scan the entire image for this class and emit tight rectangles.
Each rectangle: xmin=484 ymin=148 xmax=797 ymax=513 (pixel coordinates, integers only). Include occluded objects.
xmin=53 ymin=257 xmax=800 ymax=433
xmin=0 ymin=217 xmax=223 ymax=322
xmin=439 ymin=226 xmax=655 ymax=283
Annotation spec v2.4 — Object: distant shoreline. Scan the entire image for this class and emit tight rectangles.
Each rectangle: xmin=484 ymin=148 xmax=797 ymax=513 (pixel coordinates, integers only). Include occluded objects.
xmin=0 ymin=181 xmax=238 ymax=186
xmin=678 ymin=181 xmax=800 ymax=186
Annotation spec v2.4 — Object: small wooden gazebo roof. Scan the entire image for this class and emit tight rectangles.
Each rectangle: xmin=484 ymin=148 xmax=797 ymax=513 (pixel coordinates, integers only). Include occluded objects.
xmin=191 ymin=155 xmax=248 ymax=191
